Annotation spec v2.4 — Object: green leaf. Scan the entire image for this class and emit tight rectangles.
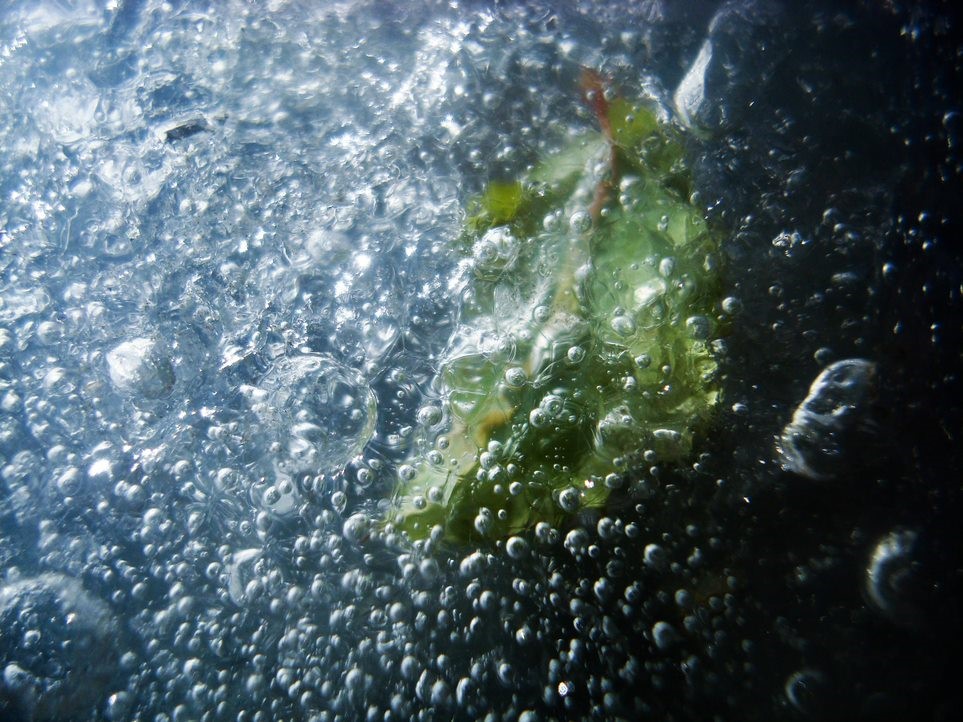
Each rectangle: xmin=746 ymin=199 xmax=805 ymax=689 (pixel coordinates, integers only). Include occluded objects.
xmin=387 ymin=94 xmax=723 ymax=546
xmin=608 ymin=97 xmax=659 ymax=148
xmin=467 ymin=181 xmax=526 ymax=230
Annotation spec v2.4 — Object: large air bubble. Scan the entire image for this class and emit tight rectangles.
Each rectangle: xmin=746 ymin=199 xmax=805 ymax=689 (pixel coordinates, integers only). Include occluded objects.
xmin=864 ymin=528 xmax=925 ymax=627
xmin=0 ymin=573 xmax=119 ymax=721
xmin=251 ymin=353 xmax=377 ymax=475
xmin=106 ymin=337 xmax=176 ymax=401
xmin=777 ymin=358 xmax=876 ymax=480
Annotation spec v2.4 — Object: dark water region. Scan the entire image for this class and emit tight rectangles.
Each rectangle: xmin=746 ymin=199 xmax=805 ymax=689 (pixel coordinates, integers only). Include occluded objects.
xmin=1 ymin=1 xmax=960 ymax=721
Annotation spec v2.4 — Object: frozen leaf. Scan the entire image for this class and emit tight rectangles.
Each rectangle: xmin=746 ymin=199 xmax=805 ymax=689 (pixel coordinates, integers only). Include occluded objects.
xmin=388 ymin=75 xmax=725 ymax=545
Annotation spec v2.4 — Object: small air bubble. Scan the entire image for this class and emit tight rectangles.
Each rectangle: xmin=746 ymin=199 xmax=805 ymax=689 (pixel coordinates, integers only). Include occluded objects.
xmin=610 ymin=314 xmax=636 ymax=337
xmin=504 ymin=367 xmax=528 ymax=388
xmin=566 ymin=345 xmax=586 ymax=364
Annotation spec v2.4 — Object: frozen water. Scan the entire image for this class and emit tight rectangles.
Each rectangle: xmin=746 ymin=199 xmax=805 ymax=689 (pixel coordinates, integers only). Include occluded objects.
xmin=0 ymin=1 xmax=958 ymax=720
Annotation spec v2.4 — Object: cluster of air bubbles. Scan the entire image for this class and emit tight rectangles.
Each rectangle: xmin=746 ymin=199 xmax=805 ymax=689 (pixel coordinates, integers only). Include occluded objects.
xmin=1 ymin=0 xmax=667 ymax=710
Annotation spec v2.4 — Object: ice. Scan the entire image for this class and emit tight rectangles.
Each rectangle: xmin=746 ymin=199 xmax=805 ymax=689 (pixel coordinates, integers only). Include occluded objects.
xmin=11 ymin=0 xmax=104 ymax=40
xmin=34 ymin=85 xmax=100 ymax=145
xmin=0 ymin=287 xmax=50 ymax=323
xmin=0 ymin=1 xmax=952 ymax=720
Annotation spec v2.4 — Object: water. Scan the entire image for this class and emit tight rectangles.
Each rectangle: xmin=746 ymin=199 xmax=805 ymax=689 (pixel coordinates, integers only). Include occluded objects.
xmin=1 ymin=1 xmax=960 ymax=721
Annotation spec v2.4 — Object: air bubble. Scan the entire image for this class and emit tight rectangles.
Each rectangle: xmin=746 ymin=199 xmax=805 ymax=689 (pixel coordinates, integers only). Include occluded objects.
xmin=685 ymin=315 xmax=710 ymax=339
xmin=569 ymin=210 xmax=591 ymax=233
xmin=255 ymin=353 xmax=377 ymax=475
xmin=865 ymin=528 xmax=924 ymax=626
xmin=604 ymin=472 xmax=623 ymax=489
xmin=504 ymin=367 xmax=528 ymax=388
xmin=557 ymin=487 xmax=580 ymax=512
xmin=106 ymin=338 xmax=175 ymax=400
xmin=566 ymin=345 xmax=586 ymax=364
xmin=474 ymin=508 xmax=493 ymax=535
xmin=610 ymin=314 xmax=636 ymax=337
xmin=506 ymin=536 xmax=529 ymax=559
xmin=777 ymin=359 xmax=876 ymax=480
xmin=342 ymin=513 xmax=370 ymax=544
xmin=535 ymin=522 xmax=556 ymax=545
xmin=721 ymin=296 xmax=742 ymax=314
xmin=644 ymin=543 xmax=667 ymax=569
xmin=539 ymin=393 xmax=564 ymax=417
xmin=784 ymin=669 xmax=829 ymax=717
xmin=417 ymin=405 xmax=443 ymax=427
xmin=472 ymin=227 xmax=519 ymax=279
xmin=651 ymin=620 xmax=677 ymax=650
